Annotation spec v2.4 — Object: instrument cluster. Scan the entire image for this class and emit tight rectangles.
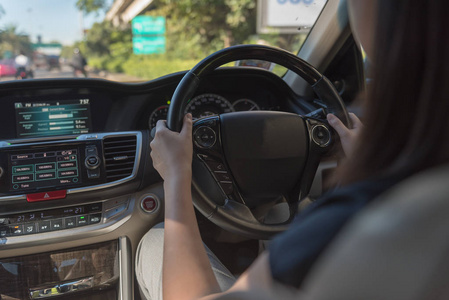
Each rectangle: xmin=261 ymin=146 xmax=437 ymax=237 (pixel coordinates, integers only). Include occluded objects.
xmin=149 ymin=93 xmax=269 ymax=129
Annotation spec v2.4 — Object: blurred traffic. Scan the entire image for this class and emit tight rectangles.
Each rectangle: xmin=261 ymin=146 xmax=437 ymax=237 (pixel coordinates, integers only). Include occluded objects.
xmin=0 ymin=50 xmax=139 ymax=81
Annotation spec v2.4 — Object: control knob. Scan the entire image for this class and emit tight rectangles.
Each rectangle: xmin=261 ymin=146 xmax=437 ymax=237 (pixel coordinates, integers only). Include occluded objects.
xmin=85 ymin=155 xmax=100 ymax=170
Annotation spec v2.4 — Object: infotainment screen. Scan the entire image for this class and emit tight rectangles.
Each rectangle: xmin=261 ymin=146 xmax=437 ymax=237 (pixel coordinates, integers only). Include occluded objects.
xmin=9 ymin=149 xmax=81 ymax=192
xmin=14 ymin=99 xmax=92 ymax=138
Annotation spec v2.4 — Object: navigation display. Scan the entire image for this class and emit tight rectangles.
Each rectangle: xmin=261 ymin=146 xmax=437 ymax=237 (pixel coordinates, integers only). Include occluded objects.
xmin=15 ymin=99 xmax=92 ymax=138
xmin=9 ymin=149 xmax=81 ymax=192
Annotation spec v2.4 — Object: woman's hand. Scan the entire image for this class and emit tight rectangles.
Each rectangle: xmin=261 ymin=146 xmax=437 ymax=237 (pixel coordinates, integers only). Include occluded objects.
xmin=150 ymin=114 xmax=193 ymax=181
xmin=327 ymin=113 xmax=363 ymax=157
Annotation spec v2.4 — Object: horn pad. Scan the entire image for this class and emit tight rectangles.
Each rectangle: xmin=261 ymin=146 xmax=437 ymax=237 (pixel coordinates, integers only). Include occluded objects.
xmin=220 ymin=111 xmax=308 ymax=205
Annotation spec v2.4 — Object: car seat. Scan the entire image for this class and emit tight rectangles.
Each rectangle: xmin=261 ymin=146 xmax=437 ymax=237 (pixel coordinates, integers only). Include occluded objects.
xmin=215 ymin=164 xmax=449 ymax=299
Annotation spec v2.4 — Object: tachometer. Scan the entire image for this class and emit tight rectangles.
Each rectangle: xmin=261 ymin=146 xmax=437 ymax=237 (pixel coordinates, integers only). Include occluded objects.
xmin=232 ymin=99 xmax=260 ymax=111
xmin=149 ymin=105 xmax=169 ymax=129
xmin=185 ymin=94 xmax=234 ymax=120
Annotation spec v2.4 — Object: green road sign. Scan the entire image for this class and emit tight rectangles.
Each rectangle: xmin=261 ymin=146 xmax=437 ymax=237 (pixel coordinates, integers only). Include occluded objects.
xmin=132 ymin=16 xmax=166 ymax=35
xmin=133 ymin=36 xmax=166 ymax=54
xmin=32 ymin=43 xmax=62 ymax=49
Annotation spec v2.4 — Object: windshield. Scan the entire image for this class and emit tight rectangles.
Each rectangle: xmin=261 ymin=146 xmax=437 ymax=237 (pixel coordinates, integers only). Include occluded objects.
xmin=0 ymin=0 xmax=327 ymax=82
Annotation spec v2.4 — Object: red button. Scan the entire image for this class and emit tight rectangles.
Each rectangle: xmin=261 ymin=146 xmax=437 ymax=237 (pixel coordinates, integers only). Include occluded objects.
xmin=141 ymin=196 xmax=158 ymax=213
xmin=27 ymin=190 xmax=67 ymax=202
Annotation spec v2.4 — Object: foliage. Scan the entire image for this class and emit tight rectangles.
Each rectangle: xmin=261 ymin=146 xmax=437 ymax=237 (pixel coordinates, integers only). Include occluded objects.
xmin=76 ymin=21 xmax=132 ymax=72
xmin=122 ymin=55 xmax=198 ymax=80
xmin=0 ymin=24 xmax=33 ymax=57
xmin=76 ymin=1 xmax=304 ymax=80
xmin=76 ymin=0 xmax=109 ymax=15
xmin=146 ymin=0 xmax=257 ymax=60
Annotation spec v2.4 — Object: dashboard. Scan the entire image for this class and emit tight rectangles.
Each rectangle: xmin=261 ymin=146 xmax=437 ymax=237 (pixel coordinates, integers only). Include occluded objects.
xmin=0 ymin=68 xmax=302 ymax=240
xmin=0 ymin=40 xmax=363 ymax=299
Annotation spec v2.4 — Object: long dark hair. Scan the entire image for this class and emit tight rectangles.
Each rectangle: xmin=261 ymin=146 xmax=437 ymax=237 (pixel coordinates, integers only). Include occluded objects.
xmin=340 ymin=0 xmax=449 ymax=184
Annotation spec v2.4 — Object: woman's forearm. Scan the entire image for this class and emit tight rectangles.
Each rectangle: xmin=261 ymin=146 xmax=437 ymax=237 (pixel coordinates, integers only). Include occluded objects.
xmin=163 ymin=173 xmax=220 ymax=300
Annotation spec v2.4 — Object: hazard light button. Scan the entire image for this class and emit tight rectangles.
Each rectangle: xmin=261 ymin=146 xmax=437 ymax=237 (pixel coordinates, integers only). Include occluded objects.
xmin=27 ymin=190 xmax=67 ymax=202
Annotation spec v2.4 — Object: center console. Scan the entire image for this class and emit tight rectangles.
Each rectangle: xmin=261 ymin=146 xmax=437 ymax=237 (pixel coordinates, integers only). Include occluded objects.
xmin=0 ymin=131 xmax=141 ymax=238
xmin=0 ymin=85 xmax=153 ymax=300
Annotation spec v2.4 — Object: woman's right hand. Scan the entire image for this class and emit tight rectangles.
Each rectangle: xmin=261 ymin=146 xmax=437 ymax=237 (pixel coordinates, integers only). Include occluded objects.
xmin=327 ymin=113 xmax=363 ymax=157
xmin=150 ymin=114 xmax=193 ymax=182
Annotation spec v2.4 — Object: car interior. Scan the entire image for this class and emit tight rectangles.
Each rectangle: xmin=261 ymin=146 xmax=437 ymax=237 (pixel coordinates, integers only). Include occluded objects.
xmin=1 ymin=0 xmax=417 ymax=299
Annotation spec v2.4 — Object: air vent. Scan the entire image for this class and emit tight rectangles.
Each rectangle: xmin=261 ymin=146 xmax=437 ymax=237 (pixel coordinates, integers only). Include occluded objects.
xmin=103 ymin=135 xmax=137 ymax=182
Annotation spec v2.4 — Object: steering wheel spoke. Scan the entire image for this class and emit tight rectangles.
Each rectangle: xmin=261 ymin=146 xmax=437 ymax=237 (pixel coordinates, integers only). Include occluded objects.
xmin=193 ymin=116 xmax=247 ymax=206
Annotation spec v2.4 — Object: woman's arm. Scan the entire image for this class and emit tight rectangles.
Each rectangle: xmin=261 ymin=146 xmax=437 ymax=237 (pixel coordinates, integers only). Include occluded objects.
xmin=151 ymin=114 xmax=220 ymax=300
xmin=150 ymin=114 xmax=278 ymax=300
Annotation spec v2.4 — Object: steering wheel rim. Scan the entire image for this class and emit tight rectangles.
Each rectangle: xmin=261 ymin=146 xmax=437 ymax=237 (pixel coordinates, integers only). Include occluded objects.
xmin=168 ymin=45 xmax=350 ymax=131
xmin=167 ymin=45 xmax=350 ymax=239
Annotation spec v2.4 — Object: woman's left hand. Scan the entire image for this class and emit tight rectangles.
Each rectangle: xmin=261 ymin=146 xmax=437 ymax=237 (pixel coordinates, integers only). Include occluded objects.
xmin=150 ymin=114 xmax=193 ymax=181
xmin=327 ymin=113 xmax=363 ymax=157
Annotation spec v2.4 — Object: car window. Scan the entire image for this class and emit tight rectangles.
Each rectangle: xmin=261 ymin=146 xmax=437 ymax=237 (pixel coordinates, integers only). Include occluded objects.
xmin=0 ymin=0 xmax=327 ymax=82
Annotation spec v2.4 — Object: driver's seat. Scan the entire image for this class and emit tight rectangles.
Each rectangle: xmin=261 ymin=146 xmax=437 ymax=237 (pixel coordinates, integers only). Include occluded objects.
xmin=300 ymin=163 xmax=449 ymax=299
xmin=217 ymin=164 xmax=449 ymax=299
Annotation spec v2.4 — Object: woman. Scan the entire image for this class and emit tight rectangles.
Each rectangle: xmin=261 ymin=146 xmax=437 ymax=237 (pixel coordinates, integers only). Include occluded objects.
xmin=136 ymin=0 xmax=449 ymax=299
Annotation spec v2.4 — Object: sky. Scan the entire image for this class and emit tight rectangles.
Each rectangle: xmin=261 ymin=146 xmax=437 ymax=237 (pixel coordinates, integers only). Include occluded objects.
xmin=0 ymin=0 xmax=110 ymax=45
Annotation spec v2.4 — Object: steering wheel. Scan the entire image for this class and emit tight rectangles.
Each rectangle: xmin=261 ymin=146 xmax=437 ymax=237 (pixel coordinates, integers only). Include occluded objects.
xmin=166 ymin=45 xmax=350 ymax=240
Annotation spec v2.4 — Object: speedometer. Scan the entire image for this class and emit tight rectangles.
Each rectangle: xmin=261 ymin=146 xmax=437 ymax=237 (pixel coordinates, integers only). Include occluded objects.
xmin=185 ymin=94 xmax=234 ymax=120
xmin=232 ymin=99 xmax=260 ymax=111
xmin=149 ymin=105 xmax=169 ymax=129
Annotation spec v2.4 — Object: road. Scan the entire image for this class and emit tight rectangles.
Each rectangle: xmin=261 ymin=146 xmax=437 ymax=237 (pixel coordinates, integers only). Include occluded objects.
xmin=0 ymin=65 xmax=143 ymax=82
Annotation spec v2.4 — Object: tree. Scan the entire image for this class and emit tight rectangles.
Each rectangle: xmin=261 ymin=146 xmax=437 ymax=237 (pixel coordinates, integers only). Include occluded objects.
xmin=0 ymin=25 xmax=33 ymax=56
xmin=76 ymin=0 xmax=109 ymax=15
xmin=82 ymin=21 xmax=131 ymax=57
xmin=146 ymin=0 xmax=256 ymax=59
xmin=74 ymin=21 xmax=132 ymax=72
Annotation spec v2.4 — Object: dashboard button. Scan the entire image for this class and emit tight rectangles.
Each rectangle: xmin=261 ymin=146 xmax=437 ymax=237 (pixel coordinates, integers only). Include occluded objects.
xmin=11 ymin=154 xmax=33 ymax=160
xmin=58 ymin=161 xmax=76 ymax=169
xmin=76 ymin=215 xmax=88 ymax=226
xmin=219 ymin=182 xmax=234 ymax=195
xmin=85 ymin=155 xmax=100 ymax=169
xmin=141 ymin=195 xmax=159 ymax=213
xmin=87 ymin=169 xmax=100 ymax=179
xmin=38 ymin=221 xmax=51 ymax=233
xmin=105 ymin=203 xmax=127 ymax=220
xmin=206 ymin=161 xmax=226 ymax=172
xmin=12 ymin=165 xmax=33 ymax=173
xmin=58 ymin=170 xmax=78 ymax=178
xmin=89 ymin=214 xmax=102 ymax=224
xmin=36 ymin=172 xmax=56 ymax=181
xmin=51 ymin=219 xmax=63 ymax=231
xmin=87 ymin=203 xmax=102 ymax=212
xmin=0 ymin=226 xmax=10 ymax=237
xmin=214 ymin=171 xmax=232 ymax=182
xmin=104 ymin=198 xmax=128 ymax=210
xmin=13 ymin=174 xmax=34 ymax=182
xmin=194 ymin=126 xmax=217 ymax=148
xmin=312 ymin=125 xmax=331 ymax=147
xmin=65 ymin=217 xmax=76 ymax=228
xmin=85 ymin=146 xmax=98 ymax=155
xmin=36 ymin=163 xmax=56 ymax=172
xmin=10 ymin=225 xmax=24 ymax=236
xmin=27 ymin=190 xmax=67 ymax=202
xmin=24 ymin=223 xmax=37 ymax=234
